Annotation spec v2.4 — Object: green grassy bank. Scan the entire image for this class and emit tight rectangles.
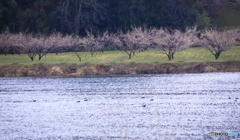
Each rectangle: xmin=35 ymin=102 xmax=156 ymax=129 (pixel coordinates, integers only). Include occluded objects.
xmin=0 ymin=46 xmax=240 ymax=64
xmin=0 ymin=46 xmax=239 ymax=77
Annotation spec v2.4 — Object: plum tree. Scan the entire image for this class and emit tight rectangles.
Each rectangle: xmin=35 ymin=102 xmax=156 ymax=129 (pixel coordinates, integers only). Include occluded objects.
xmin=197 ymin=29 xmax=239 ymax=59
xmin=151 ymin=27 xmax=197 ymax=60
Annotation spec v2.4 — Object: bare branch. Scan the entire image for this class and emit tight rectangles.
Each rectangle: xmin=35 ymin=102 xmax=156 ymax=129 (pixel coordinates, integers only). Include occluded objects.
xmin=196 ymin=28 xmax=238 ymax=59
xmin=151 ymin=27 xmax=197 ymax=60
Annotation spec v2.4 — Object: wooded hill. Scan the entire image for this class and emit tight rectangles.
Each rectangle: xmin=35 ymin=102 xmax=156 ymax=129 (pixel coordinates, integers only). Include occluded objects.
xmin=1 ymin=0 xmax=240 ymax=36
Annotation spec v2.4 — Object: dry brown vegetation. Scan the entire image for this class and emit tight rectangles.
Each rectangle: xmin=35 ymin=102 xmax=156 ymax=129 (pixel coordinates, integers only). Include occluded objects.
xmin=1 ymin=61 xmax=240 ymax=77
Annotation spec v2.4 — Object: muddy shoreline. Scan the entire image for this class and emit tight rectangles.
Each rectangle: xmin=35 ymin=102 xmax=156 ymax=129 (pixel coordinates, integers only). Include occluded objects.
xmin=0 ymin=61 xmax=240 ymax=77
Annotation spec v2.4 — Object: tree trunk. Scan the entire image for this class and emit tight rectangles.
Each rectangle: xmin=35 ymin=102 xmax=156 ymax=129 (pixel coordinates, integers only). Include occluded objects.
xmin=124 ymin=51 xmax=133 ymax=59
xmin=214 ymin=52 xmax=221 ymax=60
xmin=166 ymin=50 xmax=172 ymax=60
xmin=27 ymin=53 xmax=37 ymax=61
xmin=38 ymin=54 xmax=43 ymax=60
xmin=129 ymin=53 xmax=132 ymax=59
xmin=74 ymin=51 xmax=82 ymax=62
xmin=38 ymin=53 xmax=47 ymax=60
xmin=171 ymin=52 xmax=175 ymax=59
xmin=167 ymin=54 xmax=172 ymax=60
xmin=91 ymin=52 xmax=94 ymax=57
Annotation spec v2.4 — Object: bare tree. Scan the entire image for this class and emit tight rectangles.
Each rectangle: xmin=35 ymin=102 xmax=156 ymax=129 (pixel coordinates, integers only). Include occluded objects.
xmin=36 ymin=36 xmax=54 ymax=60
xmin=12 ymin=33 xmax=53 ymax=61
xmin=197 ymin=29 xmax=239 ymax=59
xmin=0 ymin=31 xmax=41 ymax=59
xmin=68 ymin=35 xmax=85 ymax=62
xmin=84 ymin=31 xmax=99 ymax=57
xmin=53 ymin=34 xmax=84 ymax=62
xmin=151 ymin=27 xmax=197 ymax=60
xmin=132 ymin=27 xmax=152 ymax=52
xmin=115 ymin=27 xmax=152 ymax=59
xmin=236 ymin=29 xmax=240 ymax=45
xmin=18 ymin=33 xmax=39 ymax=61
xmin=84 ymin=31 xmax=111 ymax=57
xmin=74 ymin=37 xmax=85 ymax=62
xmin=1 ymin=32 xmax=23 ymax=56
xmin=117 ymin=32 xmax=135 ymax=59
xmin=47 ymin=32 xmax=66 ymax=55
xmin=10 ymin=33 xmax=24 ymax=55
xmin=98 ymin=31 xmax=114 ymax=53
xmin=0 ymin=30 xmax=13 ymax=56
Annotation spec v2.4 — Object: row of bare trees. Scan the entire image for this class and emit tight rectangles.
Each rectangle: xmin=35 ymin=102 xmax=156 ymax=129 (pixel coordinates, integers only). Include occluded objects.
xmin=0 ymin=28 xmax=239 ymax=61
xmin=111 ymin=27 xmax=239 ymax=60
xmin=0 ymin=30 xmax=113 ymax=61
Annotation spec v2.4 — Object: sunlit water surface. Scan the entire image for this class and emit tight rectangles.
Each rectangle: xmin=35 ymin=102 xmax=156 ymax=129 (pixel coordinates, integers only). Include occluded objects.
xmin=0 ymin=73 xmax=240 ymax=140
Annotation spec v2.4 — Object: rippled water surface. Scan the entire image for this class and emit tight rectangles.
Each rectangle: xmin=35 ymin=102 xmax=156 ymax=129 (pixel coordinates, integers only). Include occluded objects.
xmin=0 ymin=73 xmax=240 ymax=140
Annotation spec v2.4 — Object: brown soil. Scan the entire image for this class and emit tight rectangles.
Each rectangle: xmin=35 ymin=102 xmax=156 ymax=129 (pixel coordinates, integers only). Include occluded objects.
xmin=0 ymin=61 xmax=240 ymax=77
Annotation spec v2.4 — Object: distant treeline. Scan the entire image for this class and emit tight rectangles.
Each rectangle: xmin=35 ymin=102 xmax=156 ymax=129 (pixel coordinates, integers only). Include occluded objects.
xmin=1 ymin=0 xmax=240 ymax=35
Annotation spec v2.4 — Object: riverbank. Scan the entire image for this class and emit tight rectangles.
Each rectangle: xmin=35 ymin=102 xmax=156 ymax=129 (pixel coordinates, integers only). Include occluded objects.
xmin=0 ymin=61 xmax=239 ymax=77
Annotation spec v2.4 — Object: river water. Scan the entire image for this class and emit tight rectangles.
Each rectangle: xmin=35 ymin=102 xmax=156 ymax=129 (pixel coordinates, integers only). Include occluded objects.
xmin=0 ymin=73 xmax=239 ymax=140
